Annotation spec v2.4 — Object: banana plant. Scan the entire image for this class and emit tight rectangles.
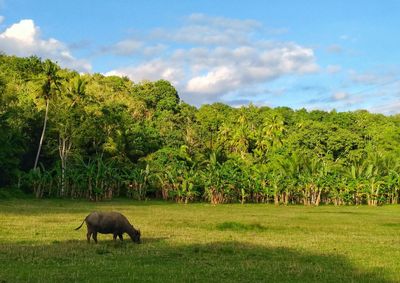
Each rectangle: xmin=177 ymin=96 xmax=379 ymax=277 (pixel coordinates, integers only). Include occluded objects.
xmin=386 ymin=170 xmax=400 ymax=204
xmin=123 ymin=164 xmax=150 ymax=200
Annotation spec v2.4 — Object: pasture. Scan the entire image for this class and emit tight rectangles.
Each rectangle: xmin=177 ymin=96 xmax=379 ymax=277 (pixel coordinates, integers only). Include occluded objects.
xmin=0 ymin=199 xmax=399 ymax=282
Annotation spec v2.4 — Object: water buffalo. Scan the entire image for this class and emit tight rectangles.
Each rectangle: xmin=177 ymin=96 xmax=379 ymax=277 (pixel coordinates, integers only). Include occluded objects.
xmin=75 ymin=211 xmax=141 ymax=243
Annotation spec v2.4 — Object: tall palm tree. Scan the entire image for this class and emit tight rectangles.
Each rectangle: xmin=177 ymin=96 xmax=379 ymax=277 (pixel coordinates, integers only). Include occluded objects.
xmin=58 ymin=76 xmax=87 ymax=195
xmin=33 ymin=60 xmax=61 ymax=170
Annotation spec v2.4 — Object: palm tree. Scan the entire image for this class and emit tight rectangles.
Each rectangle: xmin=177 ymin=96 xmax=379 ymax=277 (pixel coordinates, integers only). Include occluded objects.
xmin=255 ymin=114 xmax=286 ymax=161
xmin=58 ymin=76 xmax=87 ymax=195
xmin=67 ymin=76 xmax=87 ymax=107
xmin=263 ymin=114 xmax=285 ymax=149
xmin=33 ymin=60 xmax=61 ymax=170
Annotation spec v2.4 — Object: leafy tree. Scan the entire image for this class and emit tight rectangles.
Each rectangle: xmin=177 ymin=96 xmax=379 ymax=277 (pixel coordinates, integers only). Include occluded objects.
xmin=1 ymin=54 xmax=400 ymax=204
xmin=34 ymin=60 xmax=62 ymax=170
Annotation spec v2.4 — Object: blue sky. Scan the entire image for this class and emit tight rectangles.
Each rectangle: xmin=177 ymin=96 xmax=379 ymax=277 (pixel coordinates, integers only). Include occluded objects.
xmin=1 ymin=0 xmax=399 ymax=114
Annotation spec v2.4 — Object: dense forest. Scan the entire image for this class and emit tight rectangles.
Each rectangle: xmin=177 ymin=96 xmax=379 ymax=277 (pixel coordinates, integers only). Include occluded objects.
xmin=1 ymin=54 xmax=400 ymax=205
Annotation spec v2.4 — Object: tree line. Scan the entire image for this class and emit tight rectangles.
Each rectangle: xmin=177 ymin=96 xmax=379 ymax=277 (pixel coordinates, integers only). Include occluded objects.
xmin=1 ymin=54 xmax=400 ymax=205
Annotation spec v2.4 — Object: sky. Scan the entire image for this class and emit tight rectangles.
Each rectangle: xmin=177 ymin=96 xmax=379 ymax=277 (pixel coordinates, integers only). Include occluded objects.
xmin=0 ymin=0 xmax=399 ymax=114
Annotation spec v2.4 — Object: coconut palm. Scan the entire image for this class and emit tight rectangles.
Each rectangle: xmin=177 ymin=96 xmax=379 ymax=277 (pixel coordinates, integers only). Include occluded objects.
xmin=33 ymin=60 xmax=62 ymax=170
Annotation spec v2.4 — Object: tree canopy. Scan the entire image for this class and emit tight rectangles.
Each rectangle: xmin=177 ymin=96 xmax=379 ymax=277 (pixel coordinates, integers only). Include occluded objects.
xmin=1 ymin=54 xmax=400 ymax=205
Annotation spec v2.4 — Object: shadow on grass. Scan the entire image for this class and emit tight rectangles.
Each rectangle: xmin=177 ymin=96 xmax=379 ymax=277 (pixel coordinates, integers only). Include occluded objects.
xmin=60 ymin=236 xmax=169 ymax=245
xmin=381 ymin=223 xmax=400 ymax=228
xmin=216 ymin=221 xmax=267 ymax=232
xmin=0 ymin=240 xmax=393 ymax=283
xmin=0 ymin=199 xmax=172 ymax=217
xmin=306 ymin=210 xmax=371 ymax=215
xmin=141 ymin=237 xmax=170 ymax=244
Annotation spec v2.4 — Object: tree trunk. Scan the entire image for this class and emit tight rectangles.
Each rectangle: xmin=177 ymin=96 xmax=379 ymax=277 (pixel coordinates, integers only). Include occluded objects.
xmin=34 ymin=99 xmax=49 ymax=170
xmin=88 ymin=177 xmax=92 ymax=200
xmin=274 ymin=192 xmax=279 ymax=206
xmin=162 ymin=185 xmax=169 ymax=200
xmin=241 ymin=188 xmax=246 ymax=204
xmin=315 ymin=188 xmax=321 ymax=206
xmin=58 ymin=135 xmax=72 ymax=197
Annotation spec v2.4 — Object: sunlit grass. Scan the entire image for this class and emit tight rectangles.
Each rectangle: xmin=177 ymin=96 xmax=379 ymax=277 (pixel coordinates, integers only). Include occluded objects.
xmin=0 ymin=199 xmax=399 ymax=282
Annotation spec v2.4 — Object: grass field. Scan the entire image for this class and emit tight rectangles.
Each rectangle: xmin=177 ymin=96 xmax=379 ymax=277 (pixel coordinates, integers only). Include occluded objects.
xmin=0 ymin=199 xmax=399 ymax=282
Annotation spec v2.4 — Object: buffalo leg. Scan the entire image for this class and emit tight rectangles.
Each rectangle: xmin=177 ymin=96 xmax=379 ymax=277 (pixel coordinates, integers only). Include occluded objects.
xmin=87 ymin=230 xmax=92 ymax=243
xmin=92 ymin=232 xmax=98 ymax=243
xmin=118 ymin=234 xmax=124 ymax=241
xmin=113 ymin=233 xmax=117 ymax=241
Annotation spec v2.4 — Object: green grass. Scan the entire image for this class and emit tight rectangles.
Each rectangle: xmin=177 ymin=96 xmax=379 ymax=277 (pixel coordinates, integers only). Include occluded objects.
xmin=0 ymin=199 xmax=399 ymax=282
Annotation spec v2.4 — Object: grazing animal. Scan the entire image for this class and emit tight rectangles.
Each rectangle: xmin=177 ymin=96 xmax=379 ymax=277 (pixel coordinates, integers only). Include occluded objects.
xmin=75 ymin=212 xmax=141 ymax=243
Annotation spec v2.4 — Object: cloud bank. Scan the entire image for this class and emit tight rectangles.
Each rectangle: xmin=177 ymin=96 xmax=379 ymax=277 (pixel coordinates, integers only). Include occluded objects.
xmin=105 ymin=14 xmax=318 ymax=105
xmin=0 ymin=19 xmax=91 ymax=72
xmin=1 ymin=15 xmax=397 ymax=114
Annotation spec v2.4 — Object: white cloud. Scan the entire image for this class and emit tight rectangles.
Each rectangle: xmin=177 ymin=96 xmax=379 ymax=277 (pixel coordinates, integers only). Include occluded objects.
xmin=1 ymin=19 xmax=36 ymax=43
xmin=186 ymin=66 xmax=240 ymax=94
xmin=105 ymin=59 xmax=184 ymax=86
xmin=369 ymin=100 xmax=400 ymax=115
xmin=187 ymin=13 xmax=262 ymax=31
xmin=142 ymin=44 xmax=167 ymax=56
xmin=332 ymin=91 xmax=349 ymax=101
xmin=149 ymin=13 xmax=262 ymax=46
xmin=107 ymin=42 xmax=317 ymax=104
xmin=349 ymin=70 xmax=395 ymax=85
xmin=0 ymin=19 xmax=91 ymax=72
xmin=105 ymin=14 xmax=318 ymax=105
xmin=113 ymin=39 xmax=144 ymax=55
xmin=185 ymin=44 xmax=317 ymax=96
